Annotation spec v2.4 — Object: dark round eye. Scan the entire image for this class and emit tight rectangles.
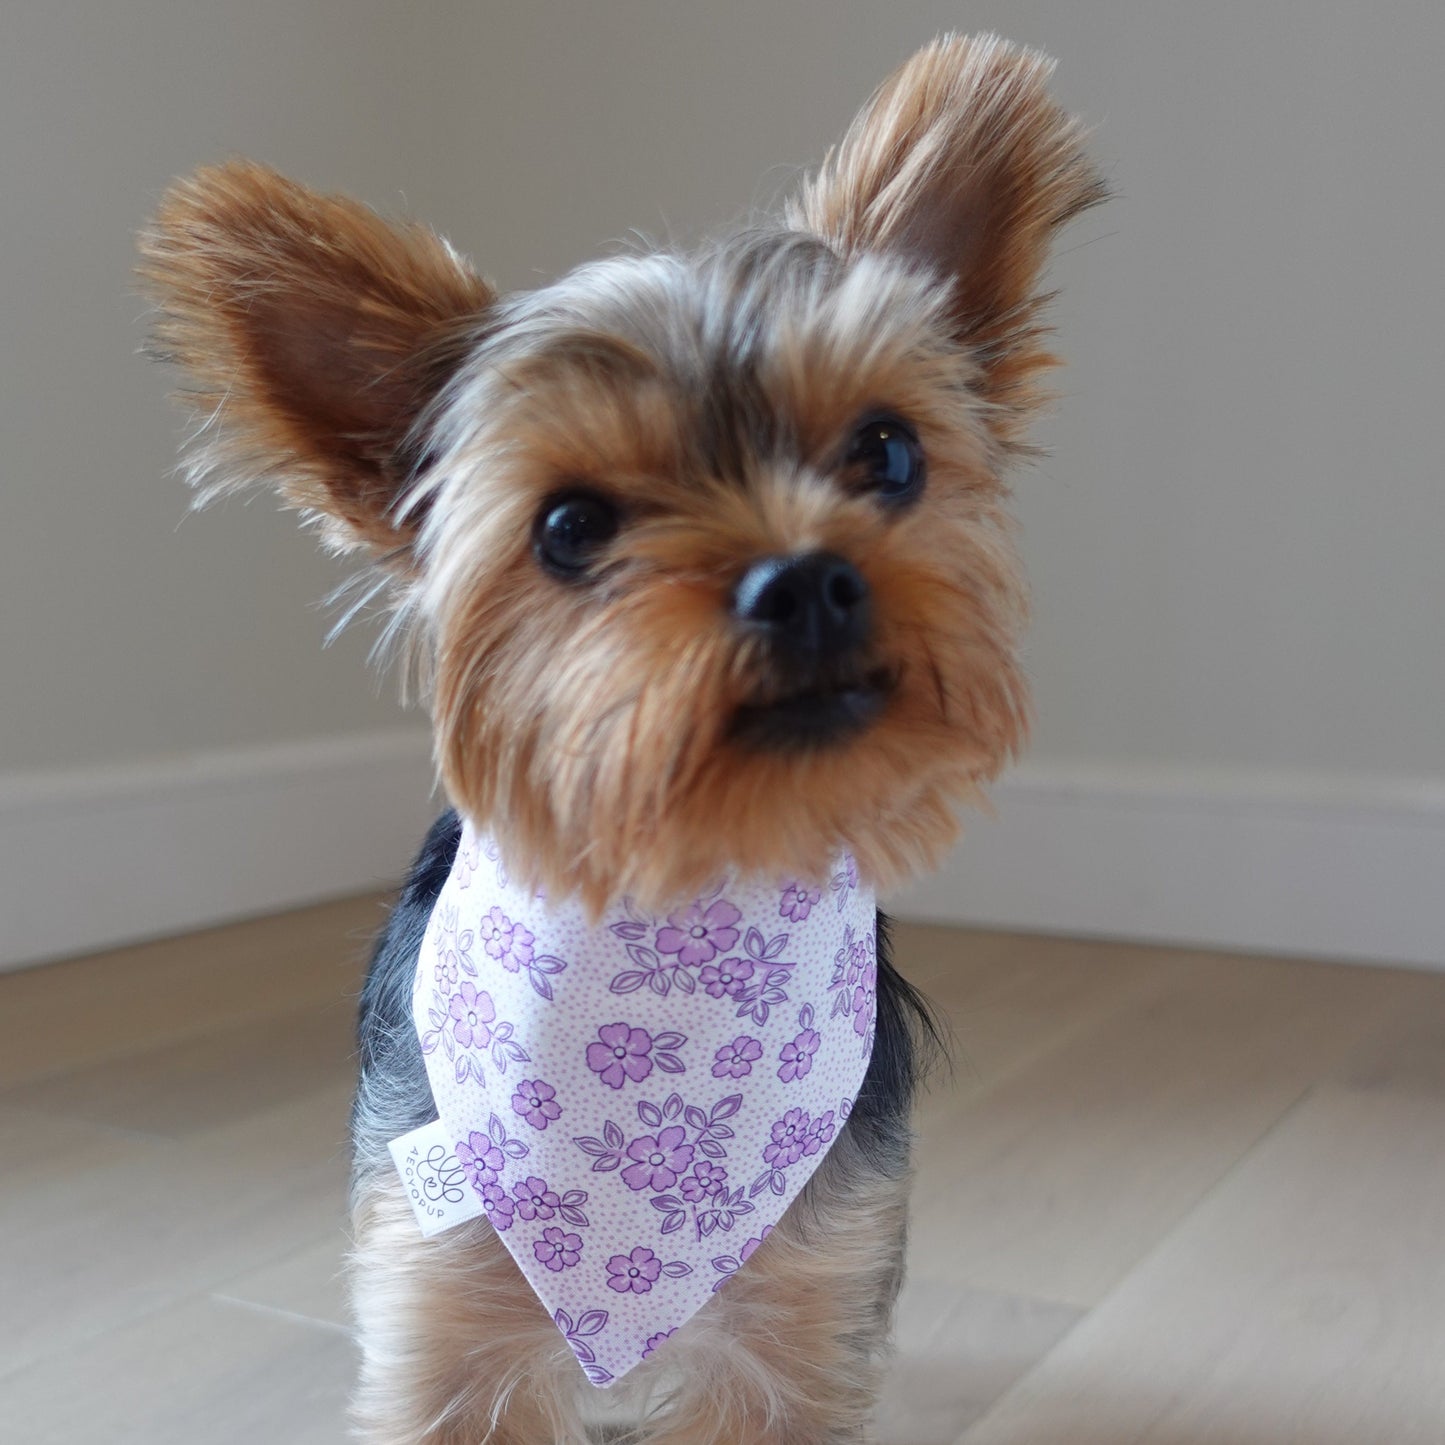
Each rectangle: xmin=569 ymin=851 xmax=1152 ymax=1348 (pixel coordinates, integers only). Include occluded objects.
xmin=847 ymin=414 xmax=925 ymax=505
xmin=533 ymin=492 xmax=620 ymax=579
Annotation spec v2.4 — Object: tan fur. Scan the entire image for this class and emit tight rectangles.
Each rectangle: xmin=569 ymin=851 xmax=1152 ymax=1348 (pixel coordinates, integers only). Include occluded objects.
xmin=351 ymin=1175 xmax=589 ymax=1443
xmin=351 ymin=1136 xmax=908 ymax=1445
xmin=138 ymin=159 xmax=495 ymax=556
xmin=789 ymin=33 xmax=1107 ymax=454
xmin=421 ymin=255 xmax=1029 ymax=911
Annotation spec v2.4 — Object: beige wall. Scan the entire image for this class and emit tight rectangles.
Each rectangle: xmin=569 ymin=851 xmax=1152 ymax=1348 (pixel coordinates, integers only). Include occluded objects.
xmin=6 ymin=1 xmax=1442 ymax=787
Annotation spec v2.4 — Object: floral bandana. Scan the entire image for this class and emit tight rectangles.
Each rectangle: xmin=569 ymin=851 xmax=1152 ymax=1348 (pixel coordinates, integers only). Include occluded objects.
xmin=392 ymin=820 xmax=878 ymax=1386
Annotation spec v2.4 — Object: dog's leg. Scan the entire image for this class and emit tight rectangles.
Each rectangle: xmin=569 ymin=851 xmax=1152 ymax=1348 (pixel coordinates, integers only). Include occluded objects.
xmin=641 ymin=1137 xmax=909 ymax=1445
xmin=350 ymin=1170 xmax=590 ymax=1445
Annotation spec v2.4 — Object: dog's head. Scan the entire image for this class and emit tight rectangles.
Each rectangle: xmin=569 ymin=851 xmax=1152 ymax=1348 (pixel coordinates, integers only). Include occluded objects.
xmin=140 ymin=34 xmax=1102 ymax=908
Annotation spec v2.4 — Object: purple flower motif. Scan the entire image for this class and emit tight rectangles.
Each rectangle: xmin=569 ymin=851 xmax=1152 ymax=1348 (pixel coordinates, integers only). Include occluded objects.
xmin=480 ymin=1181 xmax=514 ymax=1231
xmin=457 ymin=1131 xmax=505 ymax=1191
xmin=698 ymin=956 xmax=754 ymax=999
xmin=680 ymin=1160 xmax=728 ymax=1203
xmin=533 ymin=1226 xmax=583 ymax=1272
xmin=511 ymin=1079 xmax=562 ymax=1130
xmin=779 ymin=881 xmax=820 ymax=922
xmin=448 ymin=981 xmax=496 ymax=1050
xmin=763 ymin=1107 xmax=810 ymax=1167
xmin=586 ymin=1023 xmax=654 ymax=1089
xmin=432 ymin=903 xmax=473 ymax=986
xmin=842 ymin=933 xmax=872 ymax=988
xmin=455 ymin=836 xmax=482 ymax=889
xmin=479 ymin=905 xmax=536 ymax=973
xmin=852 ymin=952 xmax=878 ymax=1039
xmin=606 ymin=1245 xmax=663 ymax=1295
xmin=622 ymin=1125 xmax=695 ymax=1192
xmin=740 ymin=1226 xmax=774 ymax=1264
xmin=642 ymin=1328 xmax=676 ymax=1358
xmin=853 ymin=984 xmax=877 ymax=1039
xmin=802 ymin=1109 xmax=836 ymax=1157
xmin=513 ymin=1175 xmax=561 ymax=1222
xmin=655 ymin=899 xmax=742 ymax=968
xmin=778 ymin=1027 xmax=821 ymax=1083
xmin=711 ymin=1035 xmax=763 ymax=1080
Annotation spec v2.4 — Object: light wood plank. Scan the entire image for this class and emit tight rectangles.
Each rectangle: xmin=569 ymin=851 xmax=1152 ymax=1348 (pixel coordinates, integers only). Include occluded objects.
xmin=909 ymin=949 xmax=1408 ymax=1305
xmin=1331 ymin=970 xmax=1445 ymax=1099
xmin=0 ymin=892 xmax=385 ymax=1089
xmin=0 ymin=1082 xmax=351 ymax=1376
xmin=957 ymin=1086 xmax=1445 ymax=1445
xmin=1 ymin=1294 xmax=353 ymax=1445
xmin=876 ymin=1278 xmax=1080 ymax=1445
xmin=213 ymin=1234 xmax=351 ymax=1333
xmin=894 ymin=924 xmax=1168 ymax=1114
xmin=0 ymin=998 xmax=359 ymax=1139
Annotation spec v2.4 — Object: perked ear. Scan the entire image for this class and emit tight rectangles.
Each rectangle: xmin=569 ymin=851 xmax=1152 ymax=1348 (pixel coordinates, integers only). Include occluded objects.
xmin=789 ymin=34 xmax=1106 ymax=452
xmin=138 ymin=161 xmax=495 ymax=556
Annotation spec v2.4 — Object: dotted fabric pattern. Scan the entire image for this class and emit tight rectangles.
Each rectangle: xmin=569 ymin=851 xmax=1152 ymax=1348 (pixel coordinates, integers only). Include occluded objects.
xmin=412 ymin=821 xmax=878 ymax=1385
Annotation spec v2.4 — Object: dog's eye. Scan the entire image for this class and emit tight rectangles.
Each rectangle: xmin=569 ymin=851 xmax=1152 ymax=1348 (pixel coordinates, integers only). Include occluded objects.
xmin=534 ymin=492 xmax=620 ymax=579
xmin=847 ymin=414 xmax=925 ymax=505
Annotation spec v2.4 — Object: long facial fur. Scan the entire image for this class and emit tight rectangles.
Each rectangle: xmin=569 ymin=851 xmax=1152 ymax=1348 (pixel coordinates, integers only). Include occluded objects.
xmin=138 ymin=33 xmax=1101 ymax=910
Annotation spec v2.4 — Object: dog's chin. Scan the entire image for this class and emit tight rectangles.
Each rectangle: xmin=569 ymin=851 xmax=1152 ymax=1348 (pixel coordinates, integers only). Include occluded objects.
xmin=729 ymin=667 xmax=895 ymax=753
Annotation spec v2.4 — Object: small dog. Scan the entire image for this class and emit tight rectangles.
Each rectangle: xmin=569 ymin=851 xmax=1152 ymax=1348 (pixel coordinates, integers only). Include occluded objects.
xmin=141 ymin=33 xmax=1101 ymax=1444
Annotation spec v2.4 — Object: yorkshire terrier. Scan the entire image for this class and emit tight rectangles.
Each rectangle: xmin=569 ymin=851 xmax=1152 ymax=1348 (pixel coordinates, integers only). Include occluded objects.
xmin=141 ymin=33 xmax=1101 ymax=1445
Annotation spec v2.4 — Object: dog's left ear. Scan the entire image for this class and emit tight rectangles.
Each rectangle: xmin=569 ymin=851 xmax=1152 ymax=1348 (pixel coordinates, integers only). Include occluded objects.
xmin=139 ymin=161 xmax=495 ymax=557
xmin=790 ymin=34 xmax=1105 ymax=451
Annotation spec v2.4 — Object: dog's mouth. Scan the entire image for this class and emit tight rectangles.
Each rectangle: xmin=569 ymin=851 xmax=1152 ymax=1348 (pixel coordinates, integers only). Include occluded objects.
xmin=730 ymin=665 xmax=896 ymax=752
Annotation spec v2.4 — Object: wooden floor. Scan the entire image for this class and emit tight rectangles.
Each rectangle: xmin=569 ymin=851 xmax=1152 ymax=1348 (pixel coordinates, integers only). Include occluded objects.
xmin=3 ymin=902 xmax=1443 ymax=1444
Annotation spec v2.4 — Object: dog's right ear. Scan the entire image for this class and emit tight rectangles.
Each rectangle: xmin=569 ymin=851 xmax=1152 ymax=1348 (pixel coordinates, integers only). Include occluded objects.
xmin=139 ymin=161 xmax=495 ymax=557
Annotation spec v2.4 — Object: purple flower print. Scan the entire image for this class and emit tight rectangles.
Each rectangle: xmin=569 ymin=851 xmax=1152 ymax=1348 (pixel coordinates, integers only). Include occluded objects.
xmin=763 ymin=1107 xmax=810 ymax=1167
xmin=511 ymin=1078 xmax=562 ymax=1130
xmin=586 ymin=1023 xmax=655 ymax=1089
xmin=622 ymin=1126 xmax=695 ymax=1192
xmin=740 ymin=1225 xmax=774 ymax=1264
xmin=778 ymin=1028 xmax=820 ymax=1083
xmin=852 ymin=982 xmax=877 ymax=1039
xmin=606 ymin=1246 xmax=663 ymax=1295
xmin=533 ymin=1226 xmax=583 ymax=1272
xmin=699 ymin=956 xmax=754 ymax=999
xmin=841 ymin=932 xmax=872 ymax=989
xmin=656 ymin=899 xmax=742 ymax=968
xmin=711 ymin=1225 xmax=775 ymax=1291
xmin=448 ymin=982 xmax=496 ymax=1050
xmin=457 ymin=1131 xmax=505 ymax=1192
xmin=432 ymin=903 xmax=473 ymax=987
xmin=513 ymin=1175 xmax=561 ymax=1222
xmin=480 ymin=1181 xmax=514 ymax=1231
xmin=455 ymin=835 xmax=481 ymax=889
xmin=479 ymin=905 xmax=536 ymax=974
xmin=711 ymin=1035 xmax=763 ymax=1080
xmin=642 ymin=1328 xmax=676 ymax=1359
xmin=779 ymin=881 xmax=820 ymax=922
xmin=680 ymin=1160 xmax=728 ymax=1203
xmin=802 ymin=1110 xmax=836 ymax=1157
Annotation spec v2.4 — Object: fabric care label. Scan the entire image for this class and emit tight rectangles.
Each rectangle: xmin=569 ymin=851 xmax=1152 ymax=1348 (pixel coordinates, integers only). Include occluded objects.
xmin=387 ymin=1118 xmax=487 ymax=1237
xmin=392 ymin=822 xmax=878 ymax=1385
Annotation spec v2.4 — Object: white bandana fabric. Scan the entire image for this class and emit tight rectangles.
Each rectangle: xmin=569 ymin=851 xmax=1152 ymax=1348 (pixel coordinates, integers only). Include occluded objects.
xmin=403 ymin=821 xmax=878 ymax=1386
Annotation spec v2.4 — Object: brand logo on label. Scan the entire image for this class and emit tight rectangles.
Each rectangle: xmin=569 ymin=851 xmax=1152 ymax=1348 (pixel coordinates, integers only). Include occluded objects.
xmin=388 ymin=1120 xmax=487 ymax=1236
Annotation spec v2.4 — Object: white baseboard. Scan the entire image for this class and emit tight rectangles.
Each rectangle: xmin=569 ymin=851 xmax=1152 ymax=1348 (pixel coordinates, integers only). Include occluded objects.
xmin=889 ymin=761 xmax=1445 ymax=971
xmin=6 ymin=742 xmax=1442 ymax=974
xmin=0 ymin=728 xmax=438 ymax=972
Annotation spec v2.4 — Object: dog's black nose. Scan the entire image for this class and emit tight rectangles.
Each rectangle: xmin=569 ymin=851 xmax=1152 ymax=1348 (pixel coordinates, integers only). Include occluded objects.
xmin=731 ymin=552 xmax=871 ymax=656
